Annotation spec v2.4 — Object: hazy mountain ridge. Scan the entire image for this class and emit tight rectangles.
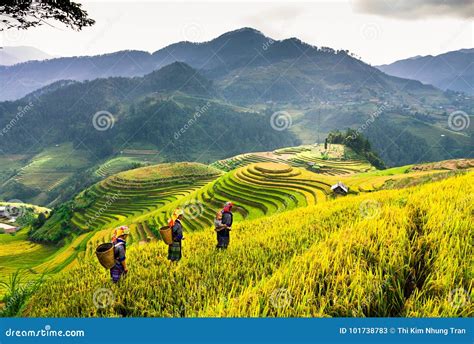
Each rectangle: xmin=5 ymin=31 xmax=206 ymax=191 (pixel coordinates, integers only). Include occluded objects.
xmin=377 ymin=48 xmax=474 ymax=95
xmin=0 ymin=46 xmax=54 ymax=66
xmin=0 ymin=28 xmax=452 ymax=102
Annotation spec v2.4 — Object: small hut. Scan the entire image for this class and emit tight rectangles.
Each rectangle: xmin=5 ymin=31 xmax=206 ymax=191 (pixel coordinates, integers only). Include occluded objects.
xmin=0 ymin=223 xmax=19 ymax=234
xmin=331 ymin=181 xmax=348 ymax=195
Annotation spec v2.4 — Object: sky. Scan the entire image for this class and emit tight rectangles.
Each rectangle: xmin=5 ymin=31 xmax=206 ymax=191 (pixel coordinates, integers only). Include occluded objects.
xmin=0 ymin=0 xmax=472 ymax=65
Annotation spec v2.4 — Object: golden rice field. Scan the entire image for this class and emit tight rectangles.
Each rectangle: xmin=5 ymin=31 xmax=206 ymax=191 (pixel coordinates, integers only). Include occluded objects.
xmin=24 ymin=172 xmax=473 ymax=317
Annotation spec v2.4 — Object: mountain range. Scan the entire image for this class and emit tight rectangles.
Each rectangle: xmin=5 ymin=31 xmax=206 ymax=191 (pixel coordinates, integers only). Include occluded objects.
xmin=377 ymin=48 xmax=474 ymax=95
xmin=0 ymin=28 xmax=453 ymax=103
xmin=0 ymin=28 xmax=472 ymax=206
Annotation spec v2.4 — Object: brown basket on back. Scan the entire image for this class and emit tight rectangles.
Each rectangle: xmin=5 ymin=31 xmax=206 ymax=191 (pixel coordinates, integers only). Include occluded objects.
xmin=160 ymin=226 xmax=173 ymax=245
xmin=95 ymin=243 xmax=115 ymax=269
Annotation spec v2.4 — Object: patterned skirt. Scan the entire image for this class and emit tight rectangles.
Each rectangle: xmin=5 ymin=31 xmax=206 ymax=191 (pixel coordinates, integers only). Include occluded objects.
xmin=168 ymin=241 xmax=182 ymax=261
xmin=110 ymin=263 xmax=124 ymax=283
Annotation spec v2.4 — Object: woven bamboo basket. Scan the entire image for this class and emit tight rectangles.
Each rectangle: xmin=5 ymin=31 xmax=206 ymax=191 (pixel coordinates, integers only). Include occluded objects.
xmin=160 ymin=226 xmax=173 ymax=245
xmin=95 ymin=243 xmax=115 ymax=269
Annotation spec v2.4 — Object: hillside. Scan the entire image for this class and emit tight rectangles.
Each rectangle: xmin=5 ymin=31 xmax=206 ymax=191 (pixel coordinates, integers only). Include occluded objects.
xmin=27 ymin=144 xmax=374 ymax=242
xmin=377 ymin=49 xmax=474 ymax=95
xmin=0 ymin=62 xmax=299 ymax=205
xmin=0 ymin=29 xmax=472 ymax=196
xmin=23 ymin=171 xmax=473 ymax=317
xmin=29 ymin=162 xmax=223 ymax=243
xmin=0 ymin=62 xmax=296 ymax=157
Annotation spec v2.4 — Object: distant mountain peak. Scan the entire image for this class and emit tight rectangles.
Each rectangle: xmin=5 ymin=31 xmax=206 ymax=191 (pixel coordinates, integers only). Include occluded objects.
xmin=0 ymin=46 xmax=53 ymax=66
xmin=376 ymin=48 xmax=474 ymax=95
xmin=220 ymin=27 xmax=265 ymax=37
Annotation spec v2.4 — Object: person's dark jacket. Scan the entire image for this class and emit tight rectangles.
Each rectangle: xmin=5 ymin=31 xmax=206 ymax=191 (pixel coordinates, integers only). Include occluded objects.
xmin=114 ymin=238 xmax=126 ymax=264
xmin=172 ymin=219 xmax=183 ymax=242
xmin=219 ymin=211 xmax=233 ymax=237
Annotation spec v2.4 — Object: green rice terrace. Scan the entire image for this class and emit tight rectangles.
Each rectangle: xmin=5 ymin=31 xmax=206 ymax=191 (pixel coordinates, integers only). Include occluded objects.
xmin=135 ymin=161 xmax=333 ymax=233
xmin=0 ymin=145 xmax=473 ymax=307
xmin=94 ymin=149 xmax=163 ymax=178
xmin=210 ymin=144 xmax=374 ymax=175
xmin=68 ymin=162 xmax=223 ymax=231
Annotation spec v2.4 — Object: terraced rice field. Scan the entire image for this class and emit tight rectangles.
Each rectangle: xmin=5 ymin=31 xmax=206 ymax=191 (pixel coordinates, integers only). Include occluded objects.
xmin=1 ymin=144 xmax=94 ymax=205
xmin=95 ymin=151 xmax=162 ymax=178
xmin=290 ymin=152 xmax=372 ymax=175
xmin=70 ymin=163 xmax=223 ymax=231
xmin=139 ymin=162 xmax=332 ymax=233
xmin=26 ymin=172 xmax=473 ymax=317
xmin=12 ymin=144 xmax=91 ymax=189
xmin=0 ymin=229 xmax=58 ymax=294
xmin=211 ymin=144 xmax=373 ymax=176
xmin=0 ymin=154 xmax=29 ymax=184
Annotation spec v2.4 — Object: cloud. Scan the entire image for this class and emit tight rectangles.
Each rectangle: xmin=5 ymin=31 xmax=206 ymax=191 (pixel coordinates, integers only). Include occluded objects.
xmin=354 ymin=0 xmax=474 ymax=19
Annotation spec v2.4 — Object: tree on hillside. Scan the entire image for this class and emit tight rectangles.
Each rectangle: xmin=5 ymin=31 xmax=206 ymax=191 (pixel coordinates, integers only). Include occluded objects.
xmin=0 ymin=0 xmax=94 ymax=31
xmin=327 ymin=129 xmax=386 ymax=169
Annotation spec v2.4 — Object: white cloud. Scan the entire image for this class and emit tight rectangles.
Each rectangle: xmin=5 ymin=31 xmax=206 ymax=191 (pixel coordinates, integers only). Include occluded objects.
xmin=354 ymin=0 xmax=474 ymax=19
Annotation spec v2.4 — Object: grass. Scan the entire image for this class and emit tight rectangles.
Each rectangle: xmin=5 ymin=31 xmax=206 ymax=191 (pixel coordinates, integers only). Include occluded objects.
xmin=24 ymin=172 xmax=473 ymax=317
xmin=0 ymin=229 xmax=58 ymax=296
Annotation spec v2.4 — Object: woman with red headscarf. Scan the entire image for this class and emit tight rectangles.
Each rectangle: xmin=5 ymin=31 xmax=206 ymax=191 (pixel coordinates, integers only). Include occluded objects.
xmin=216 ymin=201 xmax=233 ymax=249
